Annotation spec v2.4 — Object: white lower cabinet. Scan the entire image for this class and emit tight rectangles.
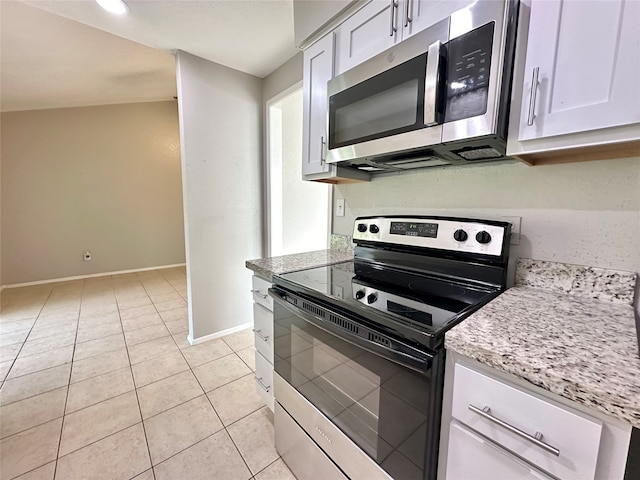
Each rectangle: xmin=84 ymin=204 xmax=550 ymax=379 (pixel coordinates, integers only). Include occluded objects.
xmin=255 ymin=348 xmax=274 ymax=411
xmin=250 ymin=275 xmax=274 ymax=412
xmin=440 ymin=355 xmax=632 ymax=480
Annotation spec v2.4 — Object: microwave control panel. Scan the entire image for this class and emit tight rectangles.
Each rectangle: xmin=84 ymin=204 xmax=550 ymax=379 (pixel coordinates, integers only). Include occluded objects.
xmin=444 ymin=22 xmax=495 ymax=123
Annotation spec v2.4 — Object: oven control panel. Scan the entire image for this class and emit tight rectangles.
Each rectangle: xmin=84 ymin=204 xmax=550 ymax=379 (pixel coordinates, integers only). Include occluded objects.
xmin=353 ymin=216 xmax=509 ymax=257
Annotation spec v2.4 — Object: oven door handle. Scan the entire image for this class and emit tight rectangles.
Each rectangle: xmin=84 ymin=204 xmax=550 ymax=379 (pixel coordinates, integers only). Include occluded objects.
xmin=269 ymin=288 xmax=433 ymax=375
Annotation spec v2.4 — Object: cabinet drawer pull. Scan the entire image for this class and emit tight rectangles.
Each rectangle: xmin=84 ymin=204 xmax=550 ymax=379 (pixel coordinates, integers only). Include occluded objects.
xmin=251 ymin=289 xmax=268 ymax=300
xmin=252 ymin=328 xmax=270 ymax=342
xmin=389 ymin=0 xmax=399 ymax=36
xmin=527 ymin=66 xmax=540 ymax=126
xmin=468 ymin=404 xmax=560 ymax=457
xmin=256 ymin=376 xmax=271 ymax=392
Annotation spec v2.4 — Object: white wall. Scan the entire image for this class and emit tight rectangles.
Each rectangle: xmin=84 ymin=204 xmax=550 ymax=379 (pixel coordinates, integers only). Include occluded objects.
xmin=273 ymin=89 xmax=330 ymax=256
xmin=175 ymin=51 xmax=262 ymax=341
xmin=334 ymin=157 xmax=640 ymax=313
xmin=1 ymin=101 xmax=185 ymax=285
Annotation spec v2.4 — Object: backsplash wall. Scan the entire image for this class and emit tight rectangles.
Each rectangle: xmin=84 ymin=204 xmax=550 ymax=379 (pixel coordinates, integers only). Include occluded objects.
xmin=334 ymin=157 xmax=640 ymax=314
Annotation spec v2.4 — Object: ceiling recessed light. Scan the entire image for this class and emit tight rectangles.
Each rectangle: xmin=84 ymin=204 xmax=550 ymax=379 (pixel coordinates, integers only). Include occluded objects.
xmin=96 ymin=0 xmax=129 ymax=15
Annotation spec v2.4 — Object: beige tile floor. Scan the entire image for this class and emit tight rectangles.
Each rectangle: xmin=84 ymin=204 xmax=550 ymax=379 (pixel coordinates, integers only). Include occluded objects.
xmin=0 ymin=267 xmax=296 ymax=480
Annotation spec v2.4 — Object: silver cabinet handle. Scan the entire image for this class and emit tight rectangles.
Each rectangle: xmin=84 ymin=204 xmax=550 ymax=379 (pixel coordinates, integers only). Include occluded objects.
xmin=527 ymin=67 xmax=540 ymax=126
xmin=251 ymin=289 xmax=268 ymax=300
xmin=468 ymin=404 xmax=560 ymax=457
xmin=404 ymin=0 xmax=413 ymax=27
xmin=389 ymin=0 xmax=398 ymax=36
xmin=424 ymin=40 xmax=443 ymax=126
xmin=256 ymin=376 xmax=271 ymax=393
xmin=320 ymin=135 xmax=326 ymax=164
xmin=252 ymin=328 xmax=269 ymax=342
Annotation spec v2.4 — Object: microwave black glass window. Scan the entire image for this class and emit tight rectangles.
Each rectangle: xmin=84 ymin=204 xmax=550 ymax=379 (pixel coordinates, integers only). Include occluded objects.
xmin=444 ymin=22 xmax=495 ymax=123
xmin=329 ymin=53 xmax=427 ymax=149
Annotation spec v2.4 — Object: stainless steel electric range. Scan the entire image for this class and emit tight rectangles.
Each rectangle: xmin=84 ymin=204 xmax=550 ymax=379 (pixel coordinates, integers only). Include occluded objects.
xmin=269 ymin=216 xmax=511 ymax=480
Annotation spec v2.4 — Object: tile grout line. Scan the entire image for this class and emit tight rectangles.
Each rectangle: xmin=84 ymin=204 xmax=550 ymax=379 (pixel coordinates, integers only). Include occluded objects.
xmin=52 ymin=277 xmax=86 ymax=480
xmin=0 ymin=287 xmax=55 ymax=389
xmin=115 ymin=280 xmax=156 ymax=477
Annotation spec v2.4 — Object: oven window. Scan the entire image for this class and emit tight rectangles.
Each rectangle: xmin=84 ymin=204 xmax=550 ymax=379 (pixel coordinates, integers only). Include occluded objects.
xmin=274 ymin=309 xmax=432 ymax=480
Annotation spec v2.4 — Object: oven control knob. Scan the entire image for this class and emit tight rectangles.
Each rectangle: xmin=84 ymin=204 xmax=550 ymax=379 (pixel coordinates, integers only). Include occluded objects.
xmin=355 ymin=290 xmax=365 ymax=300
xmin=476 ymin=231 xmax=492 ymax=244
xmin=369 ymin=224 xmax=380 ymax=234
xmin=453 ymin=229 xmax=468 ymax=242
xmin=357 ymin=223 xmax=368 ymax=233
xmin=367 ymin=293 xmax=377 ymax=304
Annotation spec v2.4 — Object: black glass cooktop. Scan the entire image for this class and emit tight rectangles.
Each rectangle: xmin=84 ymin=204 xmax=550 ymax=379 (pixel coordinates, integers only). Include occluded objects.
xmin=275 ymin=259 xmax=499 ymax=347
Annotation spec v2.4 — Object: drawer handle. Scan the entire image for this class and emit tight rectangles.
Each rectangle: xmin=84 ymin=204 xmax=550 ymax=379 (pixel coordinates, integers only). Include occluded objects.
xmin=389 ymin=0 xmax=398 ymax=36
xmin=526 ymin=66 xmax=540 ymax=126
xmin=252 ymin=328 xmax=269 ymax=342
xmin=256 ymin=376 xmax=271 ymax=393
xmin=468 ymin=404 xmax=560 ymax=457
xmin=251 ymin=289 xmax=268 ymax=300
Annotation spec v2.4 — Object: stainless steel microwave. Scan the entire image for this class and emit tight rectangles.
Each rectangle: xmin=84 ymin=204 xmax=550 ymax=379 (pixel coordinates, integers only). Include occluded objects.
xmin=326 ymin=0 xmax=519 ymax=173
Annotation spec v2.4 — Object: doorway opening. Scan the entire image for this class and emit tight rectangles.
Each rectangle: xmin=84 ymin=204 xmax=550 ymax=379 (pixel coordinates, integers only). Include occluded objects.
xmin=267 ymin=85 xmax=330 ymax=257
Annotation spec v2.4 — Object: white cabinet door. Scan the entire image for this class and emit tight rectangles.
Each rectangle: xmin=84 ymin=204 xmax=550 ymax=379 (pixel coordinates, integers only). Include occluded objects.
xmin=402 ymin=0 xmax=472 ymax=39
xmin=446 ymin=421 xmax=553 ymax=480
xmin=302 ymin=33 xmax=334 ymax=177
xmin=335 ymin=0 xmax=399 ymax=76
xmin=518 ymin=0 xmax=640 ymax=142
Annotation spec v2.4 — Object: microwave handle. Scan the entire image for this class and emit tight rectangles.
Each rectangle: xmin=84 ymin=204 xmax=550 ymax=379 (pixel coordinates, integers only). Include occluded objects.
xmin=424 ymin=40 xmax=443 ymax=126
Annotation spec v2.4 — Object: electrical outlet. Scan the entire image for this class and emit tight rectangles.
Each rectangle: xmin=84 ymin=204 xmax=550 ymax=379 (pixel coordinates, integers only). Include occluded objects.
xmin=83 ymin=250 xmax=92 ymax=261
xmin=336 ymin=199 xmax=345 ymax=217
xmin=501 ymin=216 xmax=522 ymax=245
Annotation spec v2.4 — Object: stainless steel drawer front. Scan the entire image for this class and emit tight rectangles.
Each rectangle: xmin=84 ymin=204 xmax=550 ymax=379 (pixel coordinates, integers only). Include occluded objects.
xmin=275 ymin=374 xmax=392 ymax=480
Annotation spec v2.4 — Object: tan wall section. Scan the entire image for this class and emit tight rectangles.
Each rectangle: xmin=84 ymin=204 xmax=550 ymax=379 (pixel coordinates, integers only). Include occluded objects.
xmin=1 ymin=101 xmax=185 ymax=285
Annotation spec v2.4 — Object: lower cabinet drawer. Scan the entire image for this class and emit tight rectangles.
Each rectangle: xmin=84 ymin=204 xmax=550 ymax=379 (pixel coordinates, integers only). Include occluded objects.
xmin=253 ymin=303 xmax=274 ymax=362
xmin=255 ymin=351 xmax=274 ymax=412
xmin=451 ymin=364 xmax=602 ymax=480
xmin=275 ymin=403 xmax=347 ymax=480
xmin=446 ymin=420 xmax=554 ymax=480
xmin=252 ymin=275 xmax=273 ymax=311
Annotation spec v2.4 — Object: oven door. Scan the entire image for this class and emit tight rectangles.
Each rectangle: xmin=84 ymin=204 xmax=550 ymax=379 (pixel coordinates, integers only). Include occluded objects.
xmin=270 ymin=287 xmax=444 ymax=480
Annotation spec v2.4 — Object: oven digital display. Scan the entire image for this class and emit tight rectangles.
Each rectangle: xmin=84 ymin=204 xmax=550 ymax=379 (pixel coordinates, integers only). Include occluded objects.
xmin=390 ymin=221 xmax=438 ymax=238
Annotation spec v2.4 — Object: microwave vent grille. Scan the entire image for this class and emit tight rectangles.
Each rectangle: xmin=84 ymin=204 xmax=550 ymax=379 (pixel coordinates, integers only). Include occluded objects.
xmin=455 ymin=146 xmax=503 ymax=161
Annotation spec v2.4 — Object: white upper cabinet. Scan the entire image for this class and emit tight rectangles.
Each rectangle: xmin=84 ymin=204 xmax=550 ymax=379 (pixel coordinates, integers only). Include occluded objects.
xmin=302 ymin=33 xmax=334 ymax=177
xmin=508 ymin=0 xmax=640 ymax=159
xmin=335 ymin=0 xmax=475 ymax=76
xmin=335 ymin=0 xmax=399 ymax=76
xmin=402 ymin=0 xmax=473 ymax=39
xmin=302 ymin=33 xmax=370 ymax=182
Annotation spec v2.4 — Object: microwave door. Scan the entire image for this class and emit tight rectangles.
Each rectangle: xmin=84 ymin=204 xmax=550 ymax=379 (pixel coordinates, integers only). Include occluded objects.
xmin=326 ymin=18 xmax=449 ymax=165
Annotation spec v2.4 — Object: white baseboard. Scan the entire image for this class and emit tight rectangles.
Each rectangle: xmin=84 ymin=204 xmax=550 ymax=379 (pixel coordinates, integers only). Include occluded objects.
xmin=1 ymin=263 xmax=187 ymax=290
xmin=187 ymin=321 xmax=253 ymax=346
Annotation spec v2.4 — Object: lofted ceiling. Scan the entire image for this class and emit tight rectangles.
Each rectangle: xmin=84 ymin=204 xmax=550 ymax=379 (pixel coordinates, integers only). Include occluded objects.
xmin=0 ymin=0 xmax=298 ymax=112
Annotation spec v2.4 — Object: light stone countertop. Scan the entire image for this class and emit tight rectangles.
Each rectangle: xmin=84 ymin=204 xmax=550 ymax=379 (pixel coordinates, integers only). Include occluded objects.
xmin=446 ymin=258 xmax=640 ymax=428
xmin=246 ymin=249 xmax=354 ymax=282
xmin=246 ymin=235 xmax=354 ymax=281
